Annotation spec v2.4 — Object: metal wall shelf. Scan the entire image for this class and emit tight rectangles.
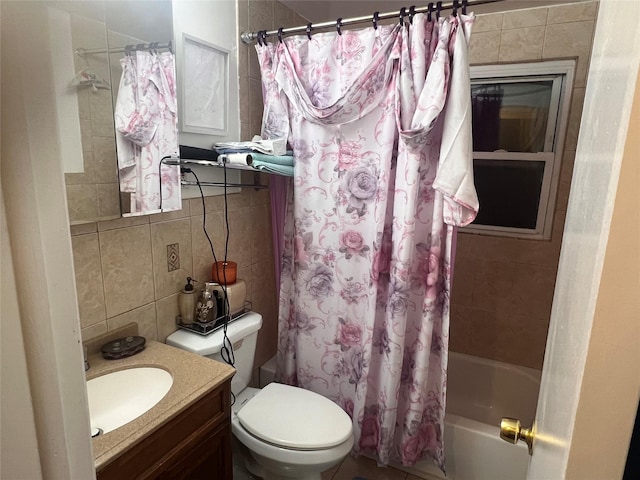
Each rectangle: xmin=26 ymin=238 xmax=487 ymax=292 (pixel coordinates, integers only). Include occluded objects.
xmin=162 ymin=156 xmax=270 ymax=189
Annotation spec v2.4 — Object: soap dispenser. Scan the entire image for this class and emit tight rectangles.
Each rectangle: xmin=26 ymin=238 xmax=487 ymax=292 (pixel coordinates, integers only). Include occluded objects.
xmin=178 ymin=277 xmax=198 ymax=324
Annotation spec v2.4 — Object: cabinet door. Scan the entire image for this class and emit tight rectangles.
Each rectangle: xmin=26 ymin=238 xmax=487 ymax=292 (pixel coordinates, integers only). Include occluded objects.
xmin=156 ymin=423 xmax=232 ymax=480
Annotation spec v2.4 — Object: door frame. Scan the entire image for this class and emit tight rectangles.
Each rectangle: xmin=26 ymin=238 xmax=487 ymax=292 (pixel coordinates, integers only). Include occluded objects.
xmin=528 ymin=1 xmax=640 ymax=478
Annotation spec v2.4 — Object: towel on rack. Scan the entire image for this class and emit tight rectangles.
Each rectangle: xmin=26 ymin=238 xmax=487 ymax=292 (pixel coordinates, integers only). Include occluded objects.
xmin=252 ymin=160 xmax=294 ymax=177
xmin=249 ymin=152 xmax=294 ymax=166
xmin=214 ymin=136 xmax=287 ymax=156
xmin=218 ymin=152 xmax=294 ymax=167
xmin=217 ymin=151 xmax=295 ymax=177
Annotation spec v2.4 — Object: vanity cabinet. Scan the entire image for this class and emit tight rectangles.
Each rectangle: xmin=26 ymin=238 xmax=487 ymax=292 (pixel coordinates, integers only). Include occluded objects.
xmin=97 ymin=380 xmax=232 ymax=480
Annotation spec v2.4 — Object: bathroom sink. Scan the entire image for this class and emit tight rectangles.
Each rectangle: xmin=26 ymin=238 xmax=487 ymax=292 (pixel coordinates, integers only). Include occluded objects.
xmin=87 ymin=367 xmax=173 ymax=435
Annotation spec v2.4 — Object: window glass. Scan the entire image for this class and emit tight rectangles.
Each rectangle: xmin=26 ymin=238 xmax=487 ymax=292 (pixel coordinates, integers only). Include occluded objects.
xmin=472 ymin=159 xmax=545 ymax=229
xmin=471 ymin=81 xmax=554 ymax=153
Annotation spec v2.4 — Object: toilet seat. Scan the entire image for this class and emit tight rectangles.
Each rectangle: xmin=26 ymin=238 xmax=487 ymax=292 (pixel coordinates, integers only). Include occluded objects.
xmin=237 ymin=383 xmax=353 ymax=450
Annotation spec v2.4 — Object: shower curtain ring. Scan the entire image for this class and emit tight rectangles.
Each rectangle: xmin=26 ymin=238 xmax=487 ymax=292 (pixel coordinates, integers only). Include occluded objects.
xmin=372 ymin=11 xmax=379 ymax=30
xmin=462 ymin=0 xmax=468 ymax=15
xmin=278 ymin=27 xmax=284 ymax=43
xmin=257 ymin=31 xmax=266 ymax=46
xmin=453 ymin=0 xmax=459 ymax=16
xmin=336 ymin=18 xmax=343 ymax=35
xmin=409 ymin=6 xmax=416 ymax=24
xmin=436 ymin=1 xmax=443 ymax=20
xmin=306 ymin=23 xmax=313 ymax=40
xmin=427 ymin=3 xmax=434 ymax=22
xmin=399 ymin=7 xmax=406 ymax=26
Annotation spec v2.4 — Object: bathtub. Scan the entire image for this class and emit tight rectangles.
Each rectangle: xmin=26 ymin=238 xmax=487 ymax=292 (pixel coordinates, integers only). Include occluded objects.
xmin=259 ymin=351 xmax=541 ymax=480
xmin=400 ymin=352 xmax=541 ymax=480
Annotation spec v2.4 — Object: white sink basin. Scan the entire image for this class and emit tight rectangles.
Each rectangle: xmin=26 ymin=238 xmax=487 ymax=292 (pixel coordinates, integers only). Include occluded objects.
xmin=87 ymin=367 xmax=173 ymax=435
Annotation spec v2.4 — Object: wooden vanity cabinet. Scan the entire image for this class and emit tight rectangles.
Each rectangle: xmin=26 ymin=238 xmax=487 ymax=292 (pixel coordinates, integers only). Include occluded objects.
xmin=97 ymin=380 xmax=232 ymax=480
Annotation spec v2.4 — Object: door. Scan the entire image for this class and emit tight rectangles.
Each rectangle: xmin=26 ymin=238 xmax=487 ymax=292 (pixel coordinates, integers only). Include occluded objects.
xmin=506 ymin=1 xmax=640 ymax=478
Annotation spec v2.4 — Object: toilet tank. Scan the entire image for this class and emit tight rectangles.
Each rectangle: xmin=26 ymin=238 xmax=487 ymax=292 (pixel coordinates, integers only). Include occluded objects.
xmin=166 ymin=312 xmax=263 ymax=394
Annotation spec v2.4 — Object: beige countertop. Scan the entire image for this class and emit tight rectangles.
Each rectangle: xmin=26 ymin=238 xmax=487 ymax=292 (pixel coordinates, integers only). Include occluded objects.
xmin=87 ymin=340 xmax=235 ymax=472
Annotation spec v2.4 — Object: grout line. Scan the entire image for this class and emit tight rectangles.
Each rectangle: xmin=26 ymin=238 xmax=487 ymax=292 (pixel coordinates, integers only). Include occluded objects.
xmin=329 ymin=456 xmax=345 ymax=479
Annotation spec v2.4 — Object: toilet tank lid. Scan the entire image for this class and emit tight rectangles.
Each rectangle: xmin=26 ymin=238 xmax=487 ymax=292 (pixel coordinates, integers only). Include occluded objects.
xmin=166 ymin=312 xmax=262 ymax=356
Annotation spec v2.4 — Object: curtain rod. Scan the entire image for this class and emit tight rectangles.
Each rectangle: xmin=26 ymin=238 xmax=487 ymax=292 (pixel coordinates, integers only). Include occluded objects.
xmin=75 ymin=41 xmax=172 ymax=57
xmin=241 ymin=0 xmax=504 ymax=44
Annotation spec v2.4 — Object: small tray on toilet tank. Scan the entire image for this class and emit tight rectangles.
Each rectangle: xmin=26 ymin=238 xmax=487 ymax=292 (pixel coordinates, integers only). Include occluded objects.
xmin=176 ymin=301 xmax=252 ymax=336
xmin=167 ymin=311 xmax=263 ymax=357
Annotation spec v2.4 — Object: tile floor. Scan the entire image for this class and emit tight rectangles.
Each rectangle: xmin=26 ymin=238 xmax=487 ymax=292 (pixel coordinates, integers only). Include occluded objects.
xmin=321 ymin=455 xmax=438 ymax=480
xmin=234 ymin=451 xmax=443 ymax=480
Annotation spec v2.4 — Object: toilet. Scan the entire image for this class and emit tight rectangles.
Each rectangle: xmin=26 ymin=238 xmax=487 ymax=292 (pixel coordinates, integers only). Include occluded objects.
xmin=166 ymin=312 xmax=354 ymax=480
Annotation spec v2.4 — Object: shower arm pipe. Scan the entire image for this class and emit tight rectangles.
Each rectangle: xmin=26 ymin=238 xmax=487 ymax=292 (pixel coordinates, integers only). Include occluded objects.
xmin=240 ymin=0 xmax=504 ymax=44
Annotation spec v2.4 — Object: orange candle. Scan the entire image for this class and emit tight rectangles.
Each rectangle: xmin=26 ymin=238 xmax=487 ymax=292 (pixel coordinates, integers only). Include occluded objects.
xmin=212 ymin=261 xmax=237 ymax=285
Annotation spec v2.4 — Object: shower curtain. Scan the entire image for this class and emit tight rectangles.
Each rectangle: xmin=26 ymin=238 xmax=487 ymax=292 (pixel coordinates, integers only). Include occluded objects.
xmin=257 ymin=13 xmax=477 ymax=470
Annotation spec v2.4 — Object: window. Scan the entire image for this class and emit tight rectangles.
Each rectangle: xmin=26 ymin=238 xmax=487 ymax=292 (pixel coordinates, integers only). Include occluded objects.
xmin=465 ymin=60 xmax=575 ymax=239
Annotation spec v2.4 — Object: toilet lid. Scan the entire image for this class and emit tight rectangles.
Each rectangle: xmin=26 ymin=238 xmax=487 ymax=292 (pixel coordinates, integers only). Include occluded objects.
xmin=236 ymin=383 xmax=353 ymax=450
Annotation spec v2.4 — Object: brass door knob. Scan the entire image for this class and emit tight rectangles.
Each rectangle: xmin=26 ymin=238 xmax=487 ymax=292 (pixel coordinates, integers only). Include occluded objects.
xmin=500 ymin=417 xmax=535 ymax=455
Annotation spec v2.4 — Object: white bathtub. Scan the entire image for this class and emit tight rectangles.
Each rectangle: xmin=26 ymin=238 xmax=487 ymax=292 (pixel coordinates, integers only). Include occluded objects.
xmin=259 ymin=352 xmax=541 ymax=480
xmin=401 ymin=352 xmax=542 ymax=480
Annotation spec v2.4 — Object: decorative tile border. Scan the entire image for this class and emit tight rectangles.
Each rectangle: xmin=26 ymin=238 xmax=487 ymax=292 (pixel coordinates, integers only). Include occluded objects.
xmin=167 ymin=243 xmax=180 ymax=272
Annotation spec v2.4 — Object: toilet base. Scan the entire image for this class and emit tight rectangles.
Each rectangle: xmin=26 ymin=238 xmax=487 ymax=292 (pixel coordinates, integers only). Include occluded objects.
xmin=244 ymin=455 xmax=322 ymax=480
xmin=234 ymin=435 xmax=333 ymax=480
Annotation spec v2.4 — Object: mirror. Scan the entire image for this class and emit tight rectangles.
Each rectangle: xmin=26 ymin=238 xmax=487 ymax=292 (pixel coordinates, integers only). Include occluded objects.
xmin=58 ymin=0 xmax=175 ymax=224
xmin=104 ymin=1 xmax=178 ymax=217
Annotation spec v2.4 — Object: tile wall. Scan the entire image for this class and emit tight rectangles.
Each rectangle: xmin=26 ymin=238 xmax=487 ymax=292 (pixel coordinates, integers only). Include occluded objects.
xmin=74 ymin=0 xmax=302 ymax=371
xmin=450 ymin=1 xmax=598 ymax=369
xmin=72 ymin=188 xmax=279 ymax=368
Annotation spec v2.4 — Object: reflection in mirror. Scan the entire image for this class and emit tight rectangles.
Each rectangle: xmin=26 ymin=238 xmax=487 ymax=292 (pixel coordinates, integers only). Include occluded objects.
xmin=105 ymin=1 xmax=181 ymax=217
xmin=51 ymin=2 xmax=121 ymax=224
xmin=57 ymin=1 xmax=179 ymax=224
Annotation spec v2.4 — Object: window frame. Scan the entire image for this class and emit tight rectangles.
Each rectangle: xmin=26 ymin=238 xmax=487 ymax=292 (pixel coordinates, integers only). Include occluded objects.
xmin=465 ymin=59 xmax=576 ymax=240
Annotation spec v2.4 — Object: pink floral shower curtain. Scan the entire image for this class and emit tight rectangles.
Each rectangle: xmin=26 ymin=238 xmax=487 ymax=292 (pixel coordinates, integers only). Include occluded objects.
xmin=257 ymin=13 xmax=477 ymax=470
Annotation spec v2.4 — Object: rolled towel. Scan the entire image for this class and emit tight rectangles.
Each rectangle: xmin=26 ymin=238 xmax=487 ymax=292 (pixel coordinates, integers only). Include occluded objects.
xmin=249 ymin=152 xmax=294 ymax=167
xmin=252 ymin=161 xmax=294 ymax=177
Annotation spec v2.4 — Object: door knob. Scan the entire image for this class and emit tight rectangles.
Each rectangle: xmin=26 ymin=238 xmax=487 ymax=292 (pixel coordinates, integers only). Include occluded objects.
xmin=500 ymin=417 xmax=535 ymax=455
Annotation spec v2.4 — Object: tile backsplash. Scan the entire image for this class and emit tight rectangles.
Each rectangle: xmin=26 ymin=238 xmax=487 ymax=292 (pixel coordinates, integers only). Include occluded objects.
xmin=72 ymin=188 xmax=278 ymax=369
